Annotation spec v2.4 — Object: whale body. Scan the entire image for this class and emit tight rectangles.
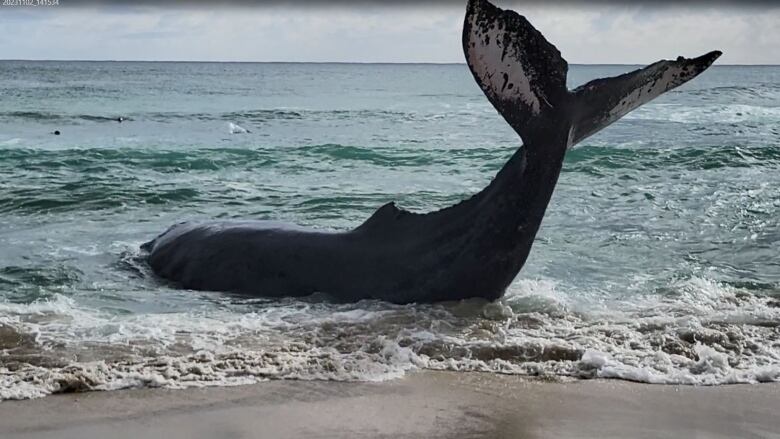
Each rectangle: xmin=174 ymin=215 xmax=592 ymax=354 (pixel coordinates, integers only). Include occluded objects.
xmin=143 ymin=0 xmax=721 ymax=303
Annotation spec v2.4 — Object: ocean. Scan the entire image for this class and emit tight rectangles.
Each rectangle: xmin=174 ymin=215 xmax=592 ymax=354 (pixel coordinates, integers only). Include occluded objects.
xmin=0 ymin=61 xmax=778 ymax=400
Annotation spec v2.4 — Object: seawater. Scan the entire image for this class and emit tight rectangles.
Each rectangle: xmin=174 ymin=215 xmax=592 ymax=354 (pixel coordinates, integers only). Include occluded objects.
xmin=1 ymin=61 xmax=779 ymax=400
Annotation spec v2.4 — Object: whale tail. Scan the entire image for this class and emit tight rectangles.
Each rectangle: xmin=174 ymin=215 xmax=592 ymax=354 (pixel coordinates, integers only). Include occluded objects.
xmin=463 ymin=0 xmax=721 ymax=149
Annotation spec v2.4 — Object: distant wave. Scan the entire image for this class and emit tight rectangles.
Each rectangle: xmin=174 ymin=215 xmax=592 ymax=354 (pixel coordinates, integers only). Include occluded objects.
xmin=0 ymin=108 xmax=482 ymax=125
xmin=674 ymin=84 xmax=780 ymax=100
xmin=0 ymin=143 xmax=777 ymax=215
xmin=565 ymin=145 xmax=780 ymax=174
xmin=0 ymin=111 xmax=123 ymax=123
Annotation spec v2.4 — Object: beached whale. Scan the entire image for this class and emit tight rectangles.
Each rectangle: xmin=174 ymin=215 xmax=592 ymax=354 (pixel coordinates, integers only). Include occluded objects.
xmin=143 ymin=0 xmax=720 ymax=303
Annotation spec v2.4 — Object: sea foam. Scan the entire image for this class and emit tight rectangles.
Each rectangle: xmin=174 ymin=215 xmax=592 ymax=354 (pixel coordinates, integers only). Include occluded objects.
xmin=2 ymin=276 xmax=779 ymax=401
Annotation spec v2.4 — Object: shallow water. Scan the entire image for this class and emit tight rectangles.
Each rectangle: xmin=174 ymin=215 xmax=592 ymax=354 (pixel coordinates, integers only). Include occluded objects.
xmin=1 ymin=61 xmax=779 ymax=400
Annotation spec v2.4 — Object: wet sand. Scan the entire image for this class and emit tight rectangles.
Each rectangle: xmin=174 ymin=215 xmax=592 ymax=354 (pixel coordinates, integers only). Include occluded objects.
xmin=1 ymin=371 xmax=778 ymax=439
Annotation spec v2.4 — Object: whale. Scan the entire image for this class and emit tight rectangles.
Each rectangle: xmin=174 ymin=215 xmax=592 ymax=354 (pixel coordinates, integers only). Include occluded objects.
xmin=142 ymin=0 xmax=721 ymax=304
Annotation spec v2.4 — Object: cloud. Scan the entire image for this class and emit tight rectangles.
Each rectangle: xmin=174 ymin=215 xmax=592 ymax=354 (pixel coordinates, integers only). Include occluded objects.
xmin=0 ymin=1 xmax=777 ymax=64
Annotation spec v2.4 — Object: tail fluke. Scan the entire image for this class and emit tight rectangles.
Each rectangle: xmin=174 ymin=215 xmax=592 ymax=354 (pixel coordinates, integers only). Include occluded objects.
xmin=570 ymin=51 xmax=722 ymax=145
xmin=463 ymin=0 xmax=721 ymax=149
xmin=463 ymin=0 xmax=569 ymax=144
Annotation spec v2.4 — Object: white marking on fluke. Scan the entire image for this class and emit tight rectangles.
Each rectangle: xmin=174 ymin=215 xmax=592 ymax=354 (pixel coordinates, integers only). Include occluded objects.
xmin=466 ymin=13 xmax=541 ymax=115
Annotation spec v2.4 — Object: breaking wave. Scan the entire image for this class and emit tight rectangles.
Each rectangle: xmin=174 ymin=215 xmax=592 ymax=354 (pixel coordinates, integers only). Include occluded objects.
xmin=2 ymin=276 xmax=779 ymax=401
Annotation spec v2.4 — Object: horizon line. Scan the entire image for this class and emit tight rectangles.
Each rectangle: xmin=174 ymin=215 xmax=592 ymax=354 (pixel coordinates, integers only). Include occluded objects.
xmin=1 ymin=59 xmax=778 ymax=66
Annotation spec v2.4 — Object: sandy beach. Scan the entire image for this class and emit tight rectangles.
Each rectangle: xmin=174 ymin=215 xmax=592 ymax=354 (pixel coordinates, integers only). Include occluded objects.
xmin=1 ymin=371 xmax=778 ymax=439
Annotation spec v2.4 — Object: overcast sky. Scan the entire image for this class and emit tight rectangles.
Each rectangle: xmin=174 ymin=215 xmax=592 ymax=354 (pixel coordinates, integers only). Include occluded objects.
xmin=1 ymin=1 xmax=778 ymax=64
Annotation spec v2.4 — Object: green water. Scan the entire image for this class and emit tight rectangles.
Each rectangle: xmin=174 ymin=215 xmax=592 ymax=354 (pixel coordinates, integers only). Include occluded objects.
xmin=0 ymin=61 xmax=779 ymax=398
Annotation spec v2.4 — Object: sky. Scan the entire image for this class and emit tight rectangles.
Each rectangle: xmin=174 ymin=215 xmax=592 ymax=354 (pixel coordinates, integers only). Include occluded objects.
xmin=1 ymin=1 xmax=778 ymax=64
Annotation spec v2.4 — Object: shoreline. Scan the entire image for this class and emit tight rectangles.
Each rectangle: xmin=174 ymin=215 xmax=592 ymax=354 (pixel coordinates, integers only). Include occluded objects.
xmin=1 ymin=371 xmax=779 ymax=438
